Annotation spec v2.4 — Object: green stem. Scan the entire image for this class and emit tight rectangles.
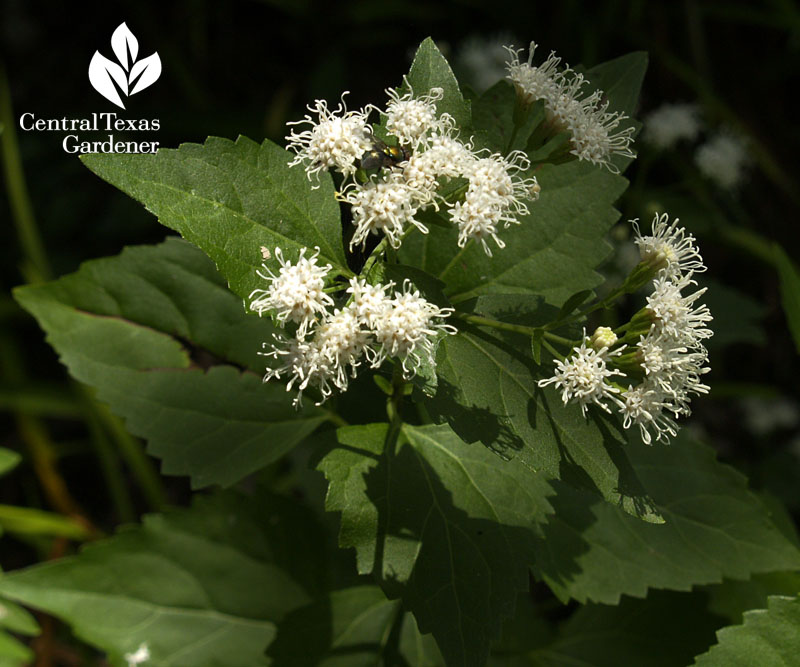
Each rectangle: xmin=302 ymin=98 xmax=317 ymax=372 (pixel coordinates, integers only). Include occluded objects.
xmin=91 ymin=396 xmax=167 ymax=511
xmin=362 ymin=237 xmax=390 ymax=277
xmin=0 ymin=62 xmax=51 ymax=283
xmin=455 ymin=312 xmax=537 ymax=336
xmin=84 ymin=410 xmax=135 ymax=523
xmin=324 ymin=410 xmax=348 ymax=428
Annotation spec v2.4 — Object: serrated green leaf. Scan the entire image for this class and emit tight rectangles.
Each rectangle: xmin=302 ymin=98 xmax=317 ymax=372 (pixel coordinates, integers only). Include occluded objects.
xmin=318 ymin=423 xmax=554 ymax=667
xmin=14 ymin=239 xmax=325 ymax=489
xmin=585 ymin=51 xmax=648 ymax=118
xmin=432 ymin=319 xmax=661 ymax=522
xmin=774 ymin=244 xmax=800 ymax=354
xmin=399 ymin=160 xmax=626 ymax=308
xmin=0 ymin=491 xmax=319 ymax=667
xmin=406 ymin=38 xmax=471 ymax=136
xmin=536 ymin=432 xmax=800 ymax=604
xmin=693 ymin=595 xmax=800 ymax=667
xmin=81 ymin=136 xmax=348 ymax=301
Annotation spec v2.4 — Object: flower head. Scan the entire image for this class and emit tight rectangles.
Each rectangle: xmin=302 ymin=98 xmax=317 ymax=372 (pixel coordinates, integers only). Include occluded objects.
xmin=643 ymin=103 xmax=702 ymax=150
xmin=341 ymin=174 xmax=426 ymax=250
xmin=385 ymin=81 xmax=453 ymax=148
xmin=504 ymin=42 xmax=635 ymax=172
xmin=633 ymin=212 xmax=705 ymax=280
xmin=695 ymin=132 xmax=749 ymax=190
xmin=537 ymin=334 xmax=625 ymax=416
xmin=249 ymin=247 xmax=333 ymax=337
xmin=646 ymin=275 xmax=713 ymax=346
xmin=504 ymin=42 xmax=563 ymax=106
xmin=286 ymin=94 xmax=373 ymax=183
xmin=371 ymin=280 xmax=456 ymax=377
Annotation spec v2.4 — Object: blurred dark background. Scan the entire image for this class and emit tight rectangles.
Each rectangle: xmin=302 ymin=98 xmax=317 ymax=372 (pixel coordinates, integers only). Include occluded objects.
xmin=2 ymin=0 xmax=799 ymax=568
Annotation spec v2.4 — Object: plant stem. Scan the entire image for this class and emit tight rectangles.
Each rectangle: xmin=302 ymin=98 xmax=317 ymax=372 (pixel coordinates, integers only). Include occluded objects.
xmin=0 ymin=63 xmax=51 ymax=283
xmin=455 ymin=312 xmax=537 ymax=336
xmin=91 ymin=398 xmax=167 ymax=511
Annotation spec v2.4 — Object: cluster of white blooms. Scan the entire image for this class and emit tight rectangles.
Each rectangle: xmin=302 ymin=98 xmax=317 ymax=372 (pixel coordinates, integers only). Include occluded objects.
xmin=286 ymin=79 xmax=540 ymax=256
xmin=505 ymin=42 xmax=635 ymax=173
xmin=643 ymin=103 xmax=703 ymax=150
xmin=251 ymin=248 xmax=456 ymax=406
xmin=695 ymin=132 xmax=749 ymax=190
xmin=538 ymin=333 xmax=626 ymax=417
xmin=538 ymin=213 xmax=713 ymax=444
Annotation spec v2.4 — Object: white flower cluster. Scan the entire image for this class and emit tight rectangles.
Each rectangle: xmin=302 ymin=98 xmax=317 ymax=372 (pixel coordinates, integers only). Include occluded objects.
xmin=286 ymin=80 xmax=540 ymax=256
xmin=538 ymin=213 xmax=713 ymax=444
xmin=505 ymin=42 xmax=636 ymax=173
xmin=695 ymin=132 xmax=749 ymax=190
xmin=643 ymin=103 xmax=703 ymax=150
xmin=250 ymin=248 xmax=456 ymax=406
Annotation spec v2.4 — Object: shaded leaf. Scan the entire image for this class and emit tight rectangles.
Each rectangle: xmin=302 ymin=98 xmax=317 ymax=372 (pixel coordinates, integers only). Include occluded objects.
xmin=536 ymin=432 xmax=800 ymax=604
xmin=0 ymin=492 xmax=318 ymax=667
xmin=14 ymin=239 xmax=325 ymax=489
xmin=318 ymin=422 xmax=554 ymax=667
xmin=432 ymin=314 xmax=661 ymax=522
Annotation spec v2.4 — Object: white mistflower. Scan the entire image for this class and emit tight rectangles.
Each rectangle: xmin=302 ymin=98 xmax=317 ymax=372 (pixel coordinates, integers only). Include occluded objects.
xmin=695 ymin=132 xmax=749 ymax=190
xmin=646 ymin=275 xmax=713 ymax=346
xmin=537 ymin=335 xmax=625 ymax=416
xmin=505 ymin=42 xmax=635 ymax=172
xmin=346 ymin=277 xmax=393 ymax=328
xmin=286 ymin=94 xmax=373 ymax=182
xmin=637 ymin=328 xmax=710 ymax=400
xmin=315 ymin=307 xmax=373 ymax=390
xmin=385 ymin=82 xmax=453 ymax=148
xmin=342 ymin=174 xmax=426 ymax=250
xmin=643 ymin=103 xmax=702 ymax=150
xmin=453 ymin=149 xmax=539 ymax=255
xmin=249 ymin=247 xmax=333 ymax=337
xmin=402 ymin=134 xmax=474 ymax=197
xmin=371 ymin=281 xmax=456 ymax=376
xmin=566 ymin=90 xmax=636 ymax=173
xmin=262 ymin=335 xmax=334 ymax=407
xmin=451 ymin=191 xmax=506 ymax=256
xmin=633 ymin=212 xmax=705 ymax=280
xmin=618 ymin=382 xmax=678 ymax=445
xmin=504 ymin=42 xmax=563 ymax=106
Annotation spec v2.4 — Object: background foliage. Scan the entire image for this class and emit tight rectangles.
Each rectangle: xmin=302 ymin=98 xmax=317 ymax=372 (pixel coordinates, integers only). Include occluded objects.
xmin=2 ymin=1 xmax=799 ymax=665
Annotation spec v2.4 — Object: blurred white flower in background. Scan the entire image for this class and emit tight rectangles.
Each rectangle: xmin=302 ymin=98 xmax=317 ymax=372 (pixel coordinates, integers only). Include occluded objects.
xmin=695 ymin=132 xmax=749 ymax=190
xmin=643 ymin=103 xmax=703 ymax=150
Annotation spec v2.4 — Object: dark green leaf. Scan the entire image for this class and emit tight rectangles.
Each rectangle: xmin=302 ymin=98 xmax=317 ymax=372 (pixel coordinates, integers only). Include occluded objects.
xmin=406 ymin=38 xmax=471 ymax=137
xmin=536 ymin=432 xmax=800 ymax=604
xmin=81 ymin=136 xmax=348 ymax=301
xmin=0 ymin=492 xmax=320 ymax=667
xmin=693 ymin=595 xmax=800 ymax=666
xmin=14 ymin=239 xmax=325 ymax=489
xmin=432 ymin=320 xmax=662 ymax=522
xmin=318 ymin=423 xmax=554 ymax=667
xmin=399 ymin=160 xmax=626 ymax=308
xmin=699 ymin=278 xmax=766 ymax=349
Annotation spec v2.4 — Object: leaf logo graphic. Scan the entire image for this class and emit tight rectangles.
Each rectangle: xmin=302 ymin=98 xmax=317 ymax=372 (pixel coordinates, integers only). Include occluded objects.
xmin=89 ymin=23 xmax=161 ymax=109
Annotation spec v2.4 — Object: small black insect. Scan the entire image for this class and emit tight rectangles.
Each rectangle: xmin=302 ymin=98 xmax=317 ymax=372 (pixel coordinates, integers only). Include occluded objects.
xmin=360 ymin=136 xmax=411 ymax=172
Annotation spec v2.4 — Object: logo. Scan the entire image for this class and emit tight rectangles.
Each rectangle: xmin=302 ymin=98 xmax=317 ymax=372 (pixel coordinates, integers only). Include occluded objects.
xmin=89 ymin=23 xmax=161 ymax=110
